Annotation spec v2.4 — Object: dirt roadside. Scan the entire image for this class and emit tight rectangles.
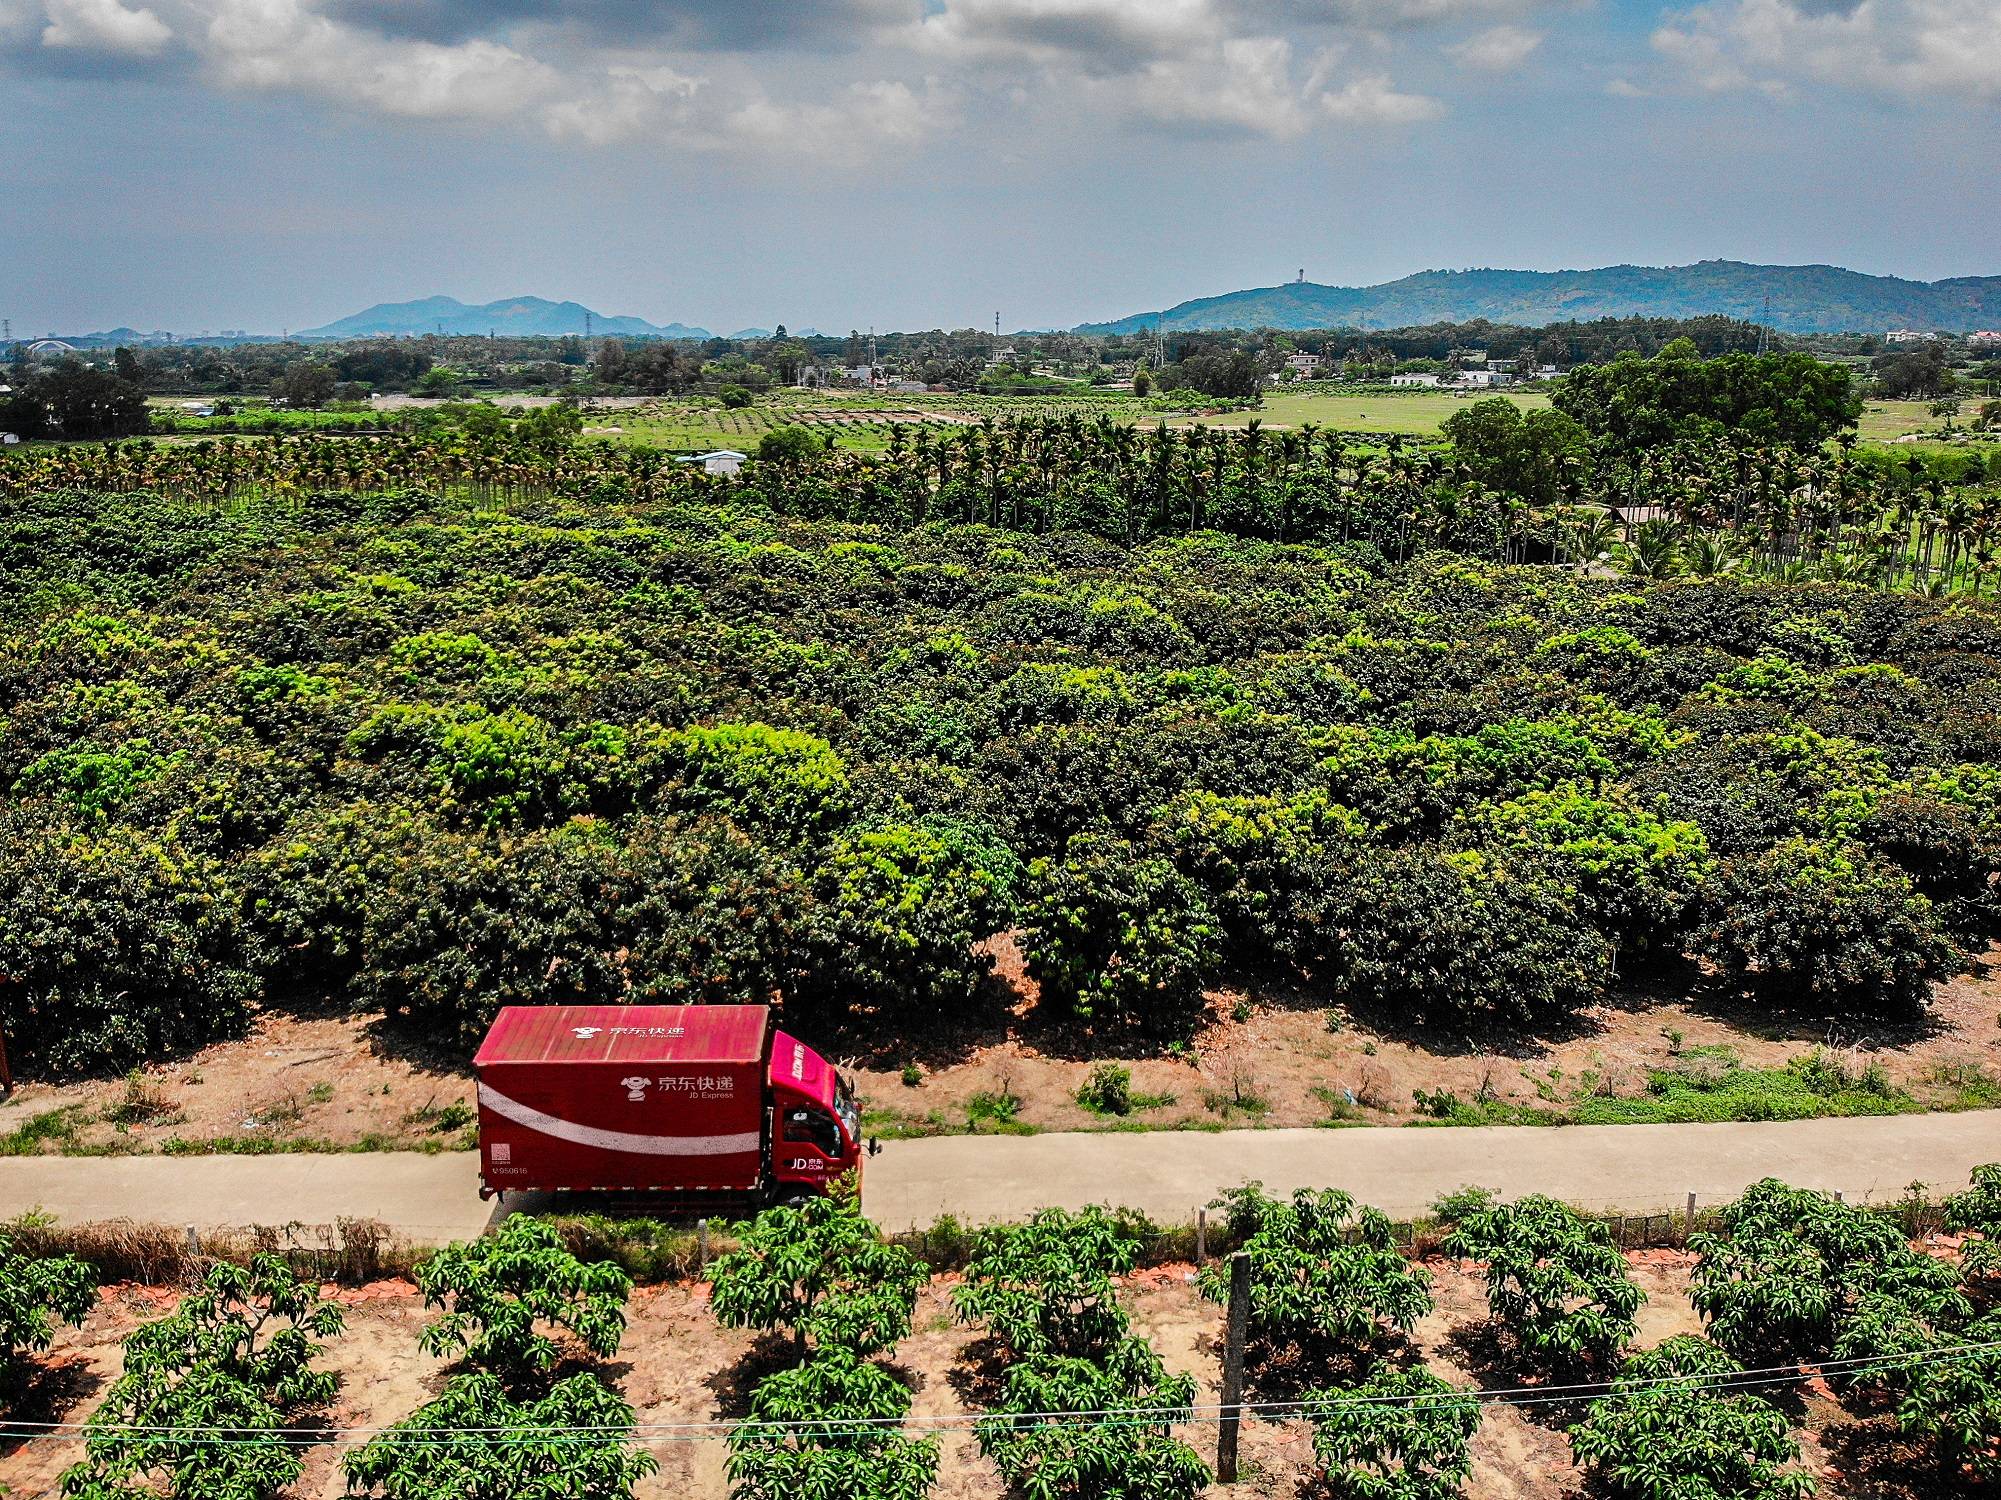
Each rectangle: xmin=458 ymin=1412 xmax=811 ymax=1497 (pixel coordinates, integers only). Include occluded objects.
xmin=5 ymin=944 xmax=1998 ymax=1157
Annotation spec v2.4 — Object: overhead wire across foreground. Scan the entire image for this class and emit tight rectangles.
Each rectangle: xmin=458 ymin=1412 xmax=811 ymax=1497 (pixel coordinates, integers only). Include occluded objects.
xmin=2 ymin=1338 xmax=1996 ymax=1447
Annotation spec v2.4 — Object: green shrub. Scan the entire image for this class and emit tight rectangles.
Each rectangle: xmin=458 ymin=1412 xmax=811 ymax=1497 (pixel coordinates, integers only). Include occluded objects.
xmin=0 ymin=817 xmax=255 ymax=1075
xmin=1694 ymin=837 xmax=1957 ymax=1011
xmin=1199 ymin=1185 xmax=1432 ymax=1380
xmin=803 ymin=822 xmax=1004 ymax=1017
xmin=1690 ymin=1178 xmax=1967 ymax=1365
xmin=953 ymin=1206 xmax=1141 ymax=1360
xmin=1304 ymin=1364 xmax=1482 ymax=1500
xmin=62 ymin=1256 xmax=343 ymax=1500
xmin=0 ymin=1232 xmax=97 ymax=1386
xmin=976 ymin=1337 xmax=1209 ymax=1500
xmin=1570 ymin=1336 xmax=1811 ymax=1500
xmin=1318 ymin=844 xmax=1611 ymax=1028
xmin=708 ymin=1188 xmax=926 ymax=1359
xmin=416 ymin=1217 xmax=633 ymax=1382
xmin=1020 ymin=832 xmax=1217 ymax=1025
xmin=724 ymin=1348 xmax=938 ymax=1500
xmin=1076 ymin=1063 xmax=1133 ymax=1115
xmin=345 ymin=1372 xmax=657 ymax=1500
xmin=1440 ymin=1194 xmax=1644 ymax=1374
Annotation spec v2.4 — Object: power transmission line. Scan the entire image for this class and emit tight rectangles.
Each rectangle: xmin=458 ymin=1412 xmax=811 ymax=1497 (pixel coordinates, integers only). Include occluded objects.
xmin=7 ymin=1339 xmax=1996 ymax=1447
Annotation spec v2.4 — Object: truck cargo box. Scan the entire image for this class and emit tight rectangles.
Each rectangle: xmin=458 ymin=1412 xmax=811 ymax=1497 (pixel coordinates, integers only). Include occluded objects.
xmin=474 ymin=1004 xmax=770 ymax=1195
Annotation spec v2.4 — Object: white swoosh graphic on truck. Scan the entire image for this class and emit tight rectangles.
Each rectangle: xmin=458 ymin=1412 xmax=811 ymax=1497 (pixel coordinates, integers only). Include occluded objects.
xmin=478 ymin=1086 xmax=760 ymax=1157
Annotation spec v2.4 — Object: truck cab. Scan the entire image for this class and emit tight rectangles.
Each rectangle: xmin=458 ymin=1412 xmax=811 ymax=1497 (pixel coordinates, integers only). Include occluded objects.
xmin=767 ymin=1029 xmax=864 ymax=1197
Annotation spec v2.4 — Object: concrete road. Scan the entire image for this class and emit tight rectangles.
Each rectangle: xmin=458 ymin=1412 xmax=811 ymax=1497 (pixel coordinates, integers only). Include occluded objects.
xmin=3 ymin=1111 xmax=1998 ymax=1242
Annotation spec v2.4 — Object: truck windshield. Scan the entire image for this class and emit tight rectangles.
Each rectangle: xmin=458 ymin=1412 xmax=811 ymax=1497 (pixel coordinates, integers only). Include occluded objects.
xmin=833 ymin=1072 xmax=860 ymax=1148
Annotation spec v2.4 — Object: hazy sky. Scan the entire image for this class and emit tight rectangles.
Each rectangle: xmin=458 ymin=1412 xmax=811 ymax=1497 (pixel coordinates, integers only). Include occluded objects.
xmin=5 ymin=0 xmax=1996 ymax=336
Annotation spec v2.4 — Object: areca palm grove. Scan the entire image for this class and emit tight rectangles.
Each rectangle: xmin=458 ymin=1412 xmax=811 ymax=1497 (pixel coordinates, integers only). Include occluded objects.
xmin=4 ymin=409 xmax=1995 ymax=591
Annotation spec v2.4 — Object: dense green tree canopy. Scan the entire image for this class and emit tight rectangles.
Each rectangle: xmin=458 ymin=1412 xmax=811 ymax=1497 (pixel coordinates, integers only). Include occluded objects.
xmin=1555 ymin=342 xmax=1860 ymax=454
xmin=1 ymin=461 xmax=1999 ymax=1077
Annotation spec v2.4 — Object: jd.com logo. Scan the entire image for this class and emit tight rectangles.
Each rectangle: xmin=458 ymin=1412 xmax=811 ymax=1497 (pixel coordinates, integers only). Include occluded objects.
xmin=621 ymin=1076 xmax=651 ymax=1101
xmin=573 ymin=1026 xmax=602 ymax=1040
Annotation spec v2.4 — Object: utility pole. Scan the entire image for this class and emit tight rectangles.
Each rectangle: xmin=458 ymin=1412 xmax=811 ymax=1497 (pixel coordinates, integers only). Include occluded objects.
xmin=1217 ymin=1250 xmax=1250 ymax=1483
xmin=1757 ymin=293 xmax=1773 ymax=356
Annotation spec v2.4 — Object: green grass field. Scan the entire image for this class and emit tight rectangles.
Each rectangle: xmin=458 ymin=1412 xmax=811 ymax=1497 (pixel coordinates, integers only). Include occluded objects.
xmin=606 ymin=406 xmax=909 ymax=454
xmin=1859 ymin=399 xmax=1950 ymax=441
xmin=134 ymin=387 xmax=1990 ymax=456
xmin=1172 ymin=388 xmax=1553 ymax=434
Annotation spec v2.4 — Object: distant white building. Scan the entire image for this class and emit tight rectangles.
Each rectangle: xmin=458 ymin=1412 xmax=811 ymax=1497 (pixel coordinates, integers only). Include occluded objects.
xmin=1971 ymin=331 xmax=2001 ymax=351
xmin=1459 ymin=369 xmax=1516 ymax=387
xmin=1885 ymin=329 xmax=1940 ymax=344
xmin=845 ymin=364 xmax=875 ymax=384
xmin=1283 ymin=353 xmax=1325 ymax=376
xmin=1390 ymin=372 xmax=1442 ymax=388
xmin=677 ymin=449 xmax=747 ymax=476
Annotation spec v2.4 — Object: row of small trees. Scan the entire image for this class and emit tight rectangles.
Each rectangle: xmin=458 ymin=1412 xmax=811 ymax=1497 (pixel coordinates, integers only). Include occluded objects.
xmin=953 ymin=1206 xmax=1212 ymax=1499
xmin=43 ymin=1218 xmax=647 ymax=1500
xmin=705 ymin=1190 xmax=937 ymax=1499
xmin=1198 ymin=1169 xmax=2001 ymax=1500
xmin=59 ymin=1256 xmax=343 ymax=1500
xmin=8 ymin=1168 xmax=2001 ymax=1496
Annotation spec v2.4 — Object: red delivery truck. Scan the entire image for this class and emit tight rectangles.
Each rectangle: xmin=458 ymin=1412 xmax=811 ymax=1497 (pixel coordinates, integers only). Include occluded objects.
xmin=472 ymin=1004 xmax=866 ymax=1205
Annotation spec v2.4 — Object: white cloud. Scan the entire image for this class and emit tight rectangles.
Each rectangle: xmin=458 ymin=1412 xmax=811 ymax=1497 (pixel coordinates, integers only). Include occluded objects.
xmin=1318 ymin=70 xmax=1443 ymax=119
xmin=541 ymin=62 xmax=703 ymax=144
xmin=912 ymin=0 xmax=1444 ymax=138
xmin=1447 ymin=21 xmax=1540 ymax=69
xmin=723 ymin=78 xmax=936 ymax=154
xmin=3 ymin=0 xmax=1460 ymax=151
xmin=913 ymin=0 xmax=1217 ymax=68
xmin=1297 ymin=0 xmax=1541 ymax=25
xmin=1653 ymin=0 xmax=2001 ymax=101
xmin=41 ymin=0 xmax=171 ymax=53
xmin=200 ymin=0 xmax=555 ymax=116
xmin=1091 ymin=32 xmax=1313 ymax=136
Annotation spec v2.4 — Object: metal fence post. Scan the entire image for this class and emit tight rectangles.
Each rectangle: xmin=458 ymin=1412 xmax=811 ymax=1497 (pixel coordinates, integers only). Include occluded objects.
xmin=1196 ymin=1208 xmax=1207 ymax=1267
xmin=1218 ymin=1250 xmax=1250 ymax=1484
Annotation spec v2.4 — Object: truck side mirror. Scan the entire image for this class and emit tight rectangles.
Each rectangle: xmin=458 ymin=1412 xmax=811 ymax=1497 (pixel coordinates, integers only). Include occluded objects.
xmin=868 ymin=1135 xmax=881 ymax=1157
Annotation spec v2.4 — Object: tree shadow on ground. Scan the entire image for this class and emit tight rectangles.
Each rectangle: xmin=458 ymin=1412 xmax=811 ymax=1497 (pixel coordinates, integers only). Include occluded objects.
xmin=1437 ymin=1320 xmax=1609 ymax=1434
xmin=703 ymin=1332 xmax=802 ymax=1421
xmin=943 ymin=1333 xmax=1011 ymax=1412
xmin=1671 ymin=976 xmax=1960 ymax=1052
xmin=1820 ymin=1414 xmax=1972 ymax=1499
xmin=808 ymin=932 xmax=1220 ymax=1070
xmin=1236 ymin=1330 xmax=1423 ymax=1407
xmin=0 ymin=1355 xmax=103 ymax=1463
xmin=359 ymin=1012 xmax=478 ymax=1083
